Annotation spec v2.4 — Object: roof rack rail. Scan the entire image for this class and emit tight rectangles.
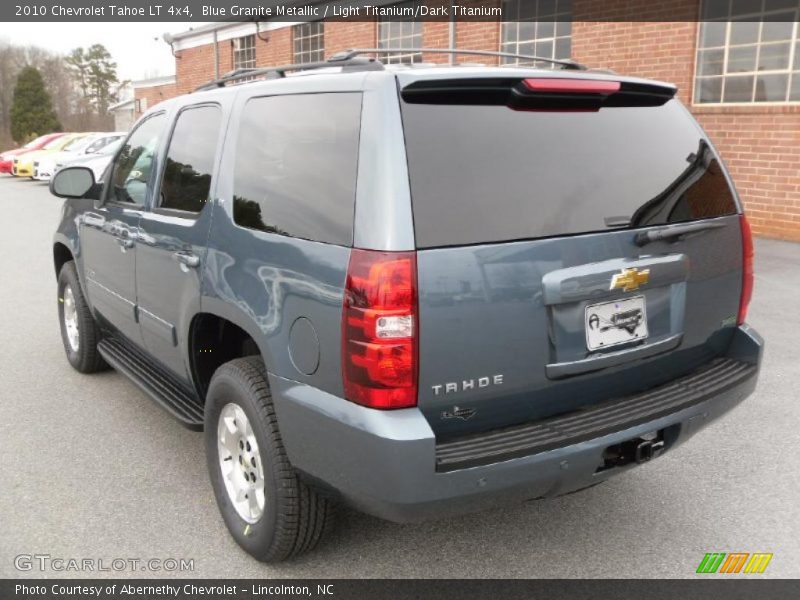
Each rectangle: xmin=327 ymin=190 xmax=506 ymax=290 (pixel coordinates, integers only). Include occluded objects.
xmin=329 ymin=48 xmax=587 ymax=70
xmin=193 ymin=46 xmax=586 ymax=92
xmin=193 ymin=56 xmax=383 ymax=92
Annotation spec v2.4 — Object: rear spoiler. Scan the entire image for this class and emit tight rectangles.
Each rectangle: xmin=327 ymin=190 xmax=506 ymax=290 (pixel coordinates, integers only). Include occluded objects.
xmin=401 ymin=77 xmax=677 ymax=110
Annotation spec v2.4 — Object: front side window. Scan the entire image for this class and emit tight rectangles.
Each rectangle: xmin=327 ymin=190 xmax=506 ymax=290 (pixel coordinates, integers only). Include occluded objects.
xmin=108 ymin=113 xmax=166 ymax=205
xmin=293 ymin=22 xmax=325 ymax=64
xmin=233 ymin=35 xmax=256 ymax=70
xmin=500 ymin=0 xmax=572 ymax=66
xmin=377 ymin=1 xmax=423 ymax=64
xmin=233 ymin=93 xmax=362 ymax=246
xmin=695 ymin=0 xmax=800 ymax=104
xmin=158 ymin=105 xmax=221 ymax=213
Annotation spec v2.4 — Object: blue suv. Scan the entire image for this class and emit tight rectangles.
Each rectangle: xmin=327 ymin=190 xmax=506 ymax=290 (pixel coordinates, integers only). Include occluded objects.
xmin=50 ymin=49 xmax=762 ymax=561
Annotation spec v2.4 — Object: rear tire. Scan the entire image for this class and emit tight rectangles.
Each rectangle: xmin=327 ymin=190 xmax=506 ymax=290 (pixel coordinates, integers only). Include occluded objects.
xmin=205 ymin=356 xmax=335 ymax=562
xmin=57 ymin=261 xmax=108 ymax=373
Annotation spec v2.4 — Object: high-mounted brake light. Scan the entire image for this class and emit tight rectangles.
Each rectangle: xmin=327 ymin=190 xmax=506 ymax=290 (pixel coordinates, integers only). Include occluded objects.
xmin=342 ymin=250 xmax=418 ymax=409
xmin=738 ymin=214 xmax=754 ymax=325
xmin=401 ymin=78 xmax=674 ymax=109
xmin=511 ymin=78 xmax=627 ymax=112
xmin=522 ymin=78 xmax=621 ymax=94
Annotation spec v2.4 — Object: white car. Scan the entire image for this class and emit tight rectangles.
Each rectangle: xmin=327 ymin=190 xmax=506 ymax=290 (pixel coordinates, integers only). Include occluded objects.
xmin=33 ymin=132 xmax=126 ymax=181
xmin=62 ymin=139 xmax=123 ymax=182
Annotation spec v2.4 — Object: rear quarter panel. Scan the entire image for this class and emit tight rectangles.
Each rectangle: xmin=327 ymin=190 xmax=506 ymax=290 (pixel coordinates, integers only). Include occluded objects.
xmin=203 ymin=75 xmax=382 ymax=397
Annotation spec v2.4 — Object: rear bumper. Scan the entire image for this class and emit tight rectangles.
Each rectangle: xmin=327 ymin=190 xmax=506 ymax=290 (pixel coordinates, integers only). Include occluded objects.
xmin=271 ymin=325 xmax=763 ymax=523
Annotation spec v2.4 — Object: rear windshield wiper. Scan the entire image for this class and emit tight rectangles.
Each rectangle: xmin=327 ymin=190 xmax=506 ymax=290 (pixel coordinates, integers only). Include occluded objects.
xmin=634 ymin=220 xmax=728 ymax=246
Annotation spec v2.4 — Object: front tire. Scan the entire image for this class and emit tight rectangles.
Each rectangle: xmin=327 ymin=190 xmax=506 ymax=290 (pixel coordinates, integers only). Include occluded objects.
xmin=57 ymin=261 xmax=107 ymax=373
xmin=205 ymin=356 xmax=334 ymax=562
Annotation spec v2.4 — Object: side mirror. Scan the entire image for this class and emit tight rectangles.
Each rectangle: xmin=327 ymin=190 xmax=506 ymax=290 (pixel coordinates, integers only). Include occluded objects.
xmin=50 ymin=166 xmax=96 ymax=199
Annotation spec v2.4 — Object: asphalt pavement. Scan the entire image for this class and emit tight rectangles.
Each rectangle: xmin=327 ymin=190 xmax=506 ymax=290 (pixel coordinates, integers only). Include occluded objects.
xmin=0 ymin=175 xmax=798 ymax=578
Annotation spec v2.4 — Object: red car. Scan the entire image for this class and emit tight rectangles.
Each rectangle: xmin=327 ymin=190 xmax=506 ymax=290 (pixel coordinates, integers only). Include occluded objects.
xmin=0 ymin=133 xmax=66 ymax=174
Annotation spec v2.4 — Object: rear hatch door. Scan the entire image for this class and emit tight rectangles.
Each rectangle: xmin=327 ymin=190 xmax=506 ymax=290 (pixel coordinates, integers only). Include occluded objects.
xmin=398 ymin=72 xmax=744 ymax=439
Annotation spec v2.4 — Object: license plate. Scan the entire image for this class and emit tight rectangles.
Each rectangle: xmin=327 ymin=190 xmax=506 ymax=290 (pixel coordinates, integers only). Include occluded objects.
xmin=585 ymin=296 xmax=648 ymax=351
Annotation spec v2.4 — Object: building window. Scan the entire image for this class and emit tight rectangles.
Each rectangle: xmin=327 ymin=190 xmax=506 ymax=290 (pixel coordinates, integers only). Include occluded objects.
xmin=293 ymin=22 xmax=325 ymax=64
xmin=695 ymin=1 xmax=800 ymax=104
xmin=500 ymin=0 xmax=572 ymax=66
xmin=233 ymin=35 xmax=256 ymax=71
xmin=377 ymin=1 xmax=423 ymax=64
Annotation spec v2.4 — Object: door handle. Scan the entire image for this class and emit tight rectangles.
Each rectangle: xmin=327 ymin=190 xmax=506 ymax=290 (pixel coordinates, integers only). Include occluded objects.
xmin=173 ymin=251 xmax=200 ymax=268
xmin=117 ymin=237 xmax=134 ymax=249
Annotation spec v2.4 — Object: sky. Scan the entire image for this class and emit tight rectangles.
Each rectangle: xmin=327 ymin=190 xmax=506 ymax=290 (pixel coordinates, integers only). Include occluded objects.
xmin=0 ymin=22 xmax=210 ymax=81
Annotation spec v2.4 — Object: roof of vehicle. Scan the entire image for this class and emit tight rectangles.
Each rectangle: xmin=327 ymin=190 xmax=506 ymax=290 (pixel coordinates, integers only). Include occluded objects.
xmin=181 ymin=63 xmax=674 ymax=97
xmin=139 ymin=53 xmax=677 ymax=122
xmin=193 ymin=47 xmax=671 ymax=89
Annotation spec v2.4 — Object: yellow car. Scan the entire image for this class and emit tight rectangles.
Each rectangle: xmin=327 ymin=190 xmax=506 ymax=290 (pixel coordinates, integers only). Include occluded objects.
xmin=13 ymin=133 xmax=86 ymax=177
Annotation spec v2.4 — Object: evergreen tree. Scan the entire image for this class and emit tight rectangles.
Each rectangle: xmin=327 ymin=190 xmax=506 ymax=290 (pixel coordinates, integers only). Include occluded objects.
xmin=66 ymin=44 xmax=118 ymax=115
xmin=9 ymin=66 xmax=61 ymax=142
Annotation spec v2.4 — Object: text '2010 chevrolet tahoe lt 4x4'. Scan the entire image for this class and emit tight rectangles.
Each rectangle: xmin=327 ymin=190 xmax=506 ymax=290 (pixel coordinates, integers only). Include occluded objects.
xmin=50 ymin=49 xmax=763 ymax=562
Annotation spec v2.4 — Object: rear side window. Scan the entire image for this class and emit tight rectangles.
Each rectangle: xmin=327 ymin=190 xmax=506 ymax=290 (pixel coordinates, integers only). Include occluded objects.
xmin=232 ymin=93 xmax=362 ymax=246
xmin=401 ymin=98 xmax=737 ymax=248
xmin=160 ymin=105 xmax=221 ymax=213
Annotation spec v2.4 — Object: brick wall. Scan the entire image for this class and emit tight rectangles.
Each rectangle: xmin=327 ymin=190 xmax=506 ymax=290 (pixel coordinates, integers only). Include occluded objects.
xmin=570 ymin=0 xmax=800 ymax=241
xmin=174 ymin=41 xmax=233 ymax=95
xmin=456 ymin=1 xmax=502 ymax=63
xmin=573 ymin=21 xmax=696 ymax=103
xmin=257 ymin=27 xmax=292 ymax=66
xmin=696 ymin=107 xmax=800 ymax=240
xmin=133 ymin=82 xmax=177 ymax=116
xmin=147 ymin=8 xmax=800 ymax=241
xmin=325 ymin=21 xmax=376 ymax=55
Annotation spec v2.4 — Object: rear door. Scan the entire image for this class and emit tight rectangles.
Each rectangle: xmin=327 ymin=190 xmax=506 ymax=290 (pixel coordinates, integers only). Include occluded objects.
xmin=399 ymin=74 xmax=744 ymax=439
xmin=135 ymin=103 xmax=224 ymax=380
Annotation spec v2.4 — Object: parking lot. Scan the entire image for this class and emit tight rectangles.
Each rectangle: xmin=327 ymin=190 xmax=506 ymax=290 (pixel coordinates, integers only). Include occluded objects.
xmin=0 ymin=175 xmax=798 ymax=578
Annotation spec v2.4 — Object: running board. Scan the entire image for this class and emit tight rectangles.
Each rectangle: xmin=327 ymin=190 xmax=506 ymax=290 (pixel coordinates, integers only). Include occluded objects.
xmin=98 ymin=336 xmax=204 ymax=430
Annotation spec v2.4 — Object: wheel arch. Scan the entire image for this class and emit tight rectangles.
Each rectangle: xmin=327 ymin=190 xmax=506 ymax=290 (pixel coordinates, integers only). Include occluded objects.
xmin=53 ymin=241 xmax=74 ymax=278
xmin=188 ymin=305 xmax=271 ymax=401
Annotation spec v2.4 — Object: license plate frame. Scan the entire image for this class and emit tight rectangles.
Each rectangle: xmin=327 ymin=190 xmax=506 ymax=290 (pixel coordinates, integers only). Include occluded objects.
xmin=585 ymin=296 xmax=648 ymax=351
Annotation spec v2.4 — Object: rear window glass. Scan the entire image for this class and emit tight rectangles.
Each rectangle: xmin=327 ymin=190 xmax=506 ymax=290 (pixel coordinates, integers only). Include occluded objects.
xmin=233 ymin=93 xmax=362 ymax=246
xmin=401 ymin=99 xmax=737 ymax=248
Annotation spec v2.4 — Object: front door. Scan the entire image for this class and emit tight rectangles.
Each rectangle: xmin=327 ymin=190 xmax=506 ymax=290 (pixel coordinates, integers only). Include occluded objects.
xmin=135 ymin=104 xmax=224 ymax=381
xmin=81 ymin=112 xmax=168 ymax=346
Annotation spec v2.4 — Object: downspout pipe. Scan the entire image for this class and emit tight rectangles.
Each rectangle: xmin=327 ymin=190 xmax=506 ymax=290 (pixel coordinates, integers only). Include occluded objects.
xmin=213 ymin=29 xmax=220 ymax=79
xmin=449 ymin=1 xmax=456 ymax=65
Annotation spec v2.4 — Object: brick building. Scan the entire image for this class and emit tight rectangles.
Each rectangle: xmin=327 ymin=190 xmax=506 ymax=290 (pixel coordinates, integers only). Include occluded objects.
xmin=136 ymin=0 xmax=800 ymax=241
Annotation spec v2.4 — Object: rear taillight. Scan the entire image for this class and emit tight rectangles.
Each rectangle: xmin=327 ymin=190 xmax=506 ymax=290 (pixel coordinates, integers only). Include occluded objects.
xmin=342 ymin=250 xmax=418 ymax=409
xmin=738 ymin=214 xmax=754 ymax=325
